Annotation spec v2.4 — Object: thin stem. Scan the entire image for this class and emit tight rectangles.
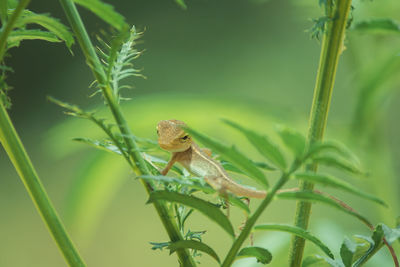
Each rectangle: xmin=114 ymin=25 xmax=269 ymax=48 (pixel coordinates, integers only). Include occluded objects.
xmin=0 ymin=102 xmax=86 ymax=266
xmin=0 ymin=0 xmax=30 ymax=60
xmin=288 ymin=0 xmax=353 ymax=266
xmin=59 ymin=1 xmax=196 ymax=265
xmin=221 ymin=173 xmax=290 ymax=267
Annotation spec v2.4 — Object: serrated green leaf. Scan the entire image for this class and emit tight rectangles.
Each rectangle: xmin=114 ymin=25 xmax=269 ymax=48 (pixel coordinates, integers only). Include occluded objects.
xmin=74 ymin=137 xmax=123 ymax=155
xmin=228 ymin=195 xmax=250 ymax=214
xmin=353 ymin=224 xmax=385 ymax=267
xmin=302 ymin=255 xmax=342 ymax=267
xmin=276 ymin=191 xmax=372 ymax=226
xmin=140 ymin=175 xmax=215 ymax=194
xmin=307 ymin=140 xmax=360 ymax=164
xmin=311 ymin=154 xmax=364 ymax=175
xmin=340 ymin=236 xmax=358 ymax=267
xmin=236 ymin=246 xmax=272 ymax=264
xmin=302 ymin=255 xmax=333 ymax=267
xmin=254 ymin=224 xmax=334 ymax=259
xmin=223 ymin=119 xmax=287 ymax=170
xmin=352 ymin=18 xmax=400 ymax=34
xmin=381 ymin=223 xmax=400 ymax=245
xmin=350 ymin=237 xmax=370 ymax=263
xmin=17 ymin=11 xmax=74 ymax=48
xmin=73 ymin=0 xmax=128 ymax=31
xmin=168 ymin=240 xmax=220 ymax=263
xmin=7 ymin=30 xmax=61 ymax=48
xmin=275 ymin=125 xmax=306 ymax=158
xmin=183 ymin=127 xmax=268 ymax=188
xmin=147 ymin=191 xmax=235 ymax=237
xmin=174 ymin=0 xmax=187 ymax=9
xmin=150 ymin=241 xmax=169 ymax=251
xmin=293 ymin=172 xmax=386 ymax=206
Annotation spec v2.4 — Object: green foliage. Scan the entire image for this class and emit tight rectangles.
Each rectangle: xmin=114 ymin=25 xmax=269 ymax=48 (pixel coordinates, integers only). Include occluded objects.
xmin=307 ymin=141 xmax=360 ymax=164
xmin=28 ymin=0 xmax=397 ymax=264
xmin=302 ymin=255 xmax=339 ymax=267
xmin=293 ymin=172 xmax=386 ymax=206
xmin=73 ymin=0 xmax=128 ymax=31
xmin=15 ymin=10 xmax=74 ymax=48
xmin=223 ymin=119 xmax=287 ymax=170
xmin=183 ymin=126 xmax=269 ymax=188
xmin=351 ymin=18 xmax=400 ymax=34
xmin=96 ymin=26 xmax=144 ymax=102
xmin=308 ymin=16 xmax=330 ymax=40
xmin=275 ymin=125 xmax=306 ymax=159
xmin=236 ymin=247 xmax=272 ymax=264
xmin=340 ymin=236 xmax=363 ymax=267
xmin=2 ymin=8 xmax=73 ymax=50
xmin=254 ymin=224 xmax=334 ymax=258
xmin=147 ymin=190 xmax=235 ymax=237
xmin=381 ymin=223 xmax=400 ymax=244
xmin=7 ymin=29 xmax=61 ymax=47
xmin=150 ymin=241 xmax=170 ymax=251
xmin=310 ymin=154 xmax=364 ymax=176
xmin=277 ymin=190 xmax=372 ymax=226
xmin=168 ymin=240 xmax=220 ymax=263
xmin=0 ymin=2 xmax=74 ymax=108
xmin=305 ymin=223 xmax=400 ymax=267
xmin=48 ymin=97 xmax=132 ymax=163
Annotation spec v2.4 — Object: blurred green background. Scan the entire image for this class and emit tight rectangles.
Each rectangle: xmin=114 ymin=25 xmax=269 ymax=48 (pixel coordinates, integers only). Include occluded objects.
xmin=1 ymin=0 xmax=400 ymax=266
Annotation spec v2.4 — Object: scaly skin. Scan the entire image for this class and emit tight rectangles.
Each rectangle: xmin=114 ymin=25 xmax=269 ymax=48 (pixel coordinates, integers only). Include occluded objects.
xmin=157 ymin=120 xmax=266 ymax=198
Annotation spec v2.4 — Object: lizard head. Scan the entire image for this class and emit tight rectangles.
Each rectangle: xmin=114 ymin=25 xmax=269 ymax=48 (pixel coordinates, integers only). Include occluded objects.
xmin=157 ymin=120 xmax=192 ymax=152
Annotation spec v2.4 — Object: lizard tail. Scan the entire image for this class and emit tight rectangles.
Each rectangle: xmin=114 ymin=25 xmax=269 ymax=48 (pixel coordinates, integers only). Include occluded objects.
xmin=223 ymin=179 xmax=267 ymax=199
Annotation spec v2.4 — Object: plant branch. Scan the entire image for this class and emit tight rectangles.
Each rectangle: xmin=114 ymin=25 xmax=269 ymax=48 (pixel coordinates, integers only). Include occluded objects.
xmin=0 ymin=2 xmax=86 ymax=266
xmin=58 ymin=1 xmax=196 ymax=265
xmin=288 ymin=0 xmax=353 ymax=266
xmin=0 ymin=0 xmax=30 ymax=61
xmin=221 ymin=172 xmax=291 ymax=267
xmin=0 ymin=102 xmax=86 ymax=266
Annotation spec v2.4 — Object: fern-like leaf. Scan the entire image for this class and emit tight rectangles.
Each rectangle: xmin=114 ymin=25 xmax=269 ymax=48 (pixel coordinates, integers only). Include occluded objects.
xmin=96 ymin=26 xmax=144 ymax=102
xmin=48 ymin=96 xmax=133 ymax=166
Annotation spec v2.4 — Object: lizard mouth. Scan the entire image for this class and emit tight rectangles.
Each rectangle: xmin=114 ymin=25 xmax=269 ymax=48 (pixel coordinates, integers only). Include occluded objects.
xmin=159 ymin=143 xmax=172 ymax=151
xmin=159 ymin=142 xmax=189 ymax=152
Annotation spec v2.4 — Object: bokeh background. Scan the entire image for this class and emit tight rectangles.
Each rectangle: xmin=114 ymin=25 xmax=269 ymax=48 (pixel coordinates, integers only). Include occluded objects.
xmin=1 ymin=0 xmax=399 ymax=266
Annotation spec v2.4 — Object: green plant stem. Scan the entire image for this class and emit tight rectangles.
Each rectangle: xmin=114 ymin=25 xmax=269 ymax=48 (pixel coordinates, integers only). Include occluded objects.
xmin=0 ymin=102 xmax=86 ymax=266
xmin=0 ymin=2 xmax=86 ymax=266
xmin=288 ymin=0 xmax=353 ymax=266
xmin=221 ymin=173 xmax=290 ymax=267
xmin=0 ymin=0 xmax=30 ymax=60
xmin=59 ymin=1 xmax=196 ymax=266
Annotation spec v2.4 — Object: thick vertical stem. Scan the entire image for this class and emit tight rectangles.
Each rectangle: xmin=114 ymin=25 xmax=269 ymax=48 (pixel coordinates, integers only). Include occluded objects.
xmin=59 ymin=1 xmax=196 ymax=265
xmin=288 ymin=0 xmax=353 ymax=266
xmin=0 ymin=102 xmax=86 ymax=266
xmin=0 ymin=1 xmax=86 ymax=266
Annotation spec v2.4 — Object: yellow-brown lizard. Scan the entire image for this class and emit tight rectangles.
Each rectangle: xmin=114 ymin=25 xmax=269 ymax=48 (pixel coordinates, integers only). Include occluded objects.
xmin=157 ymin=119 xmax=267 ymax=198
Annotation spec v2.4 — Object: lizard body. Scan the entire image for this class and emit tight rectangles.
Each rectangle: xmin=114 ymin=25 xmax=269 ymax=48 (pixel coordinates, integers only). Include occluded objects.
xmin=157 ymin=120 xmax=266 ymax=199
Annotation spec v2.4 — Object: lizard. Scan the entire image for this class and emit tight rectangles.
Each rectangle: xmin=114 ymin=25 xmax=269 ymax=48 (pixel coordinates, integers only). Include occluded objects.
xmin=156 ymin=119 xmax=267 ymax=199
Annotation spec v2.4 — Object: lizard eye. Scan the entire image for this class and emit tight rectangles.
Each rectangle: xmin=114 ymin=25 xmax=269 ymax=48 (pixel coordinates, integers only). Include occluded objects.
xmin=181 ymin=135 xmax=189 ymax=141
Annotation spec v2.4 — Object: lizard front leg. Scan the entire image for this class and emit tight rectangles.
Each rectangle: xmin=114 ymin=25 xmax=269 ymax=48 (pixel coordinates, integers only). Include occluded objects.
xmin=161 ymin=153 xmax=178 ymax=175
